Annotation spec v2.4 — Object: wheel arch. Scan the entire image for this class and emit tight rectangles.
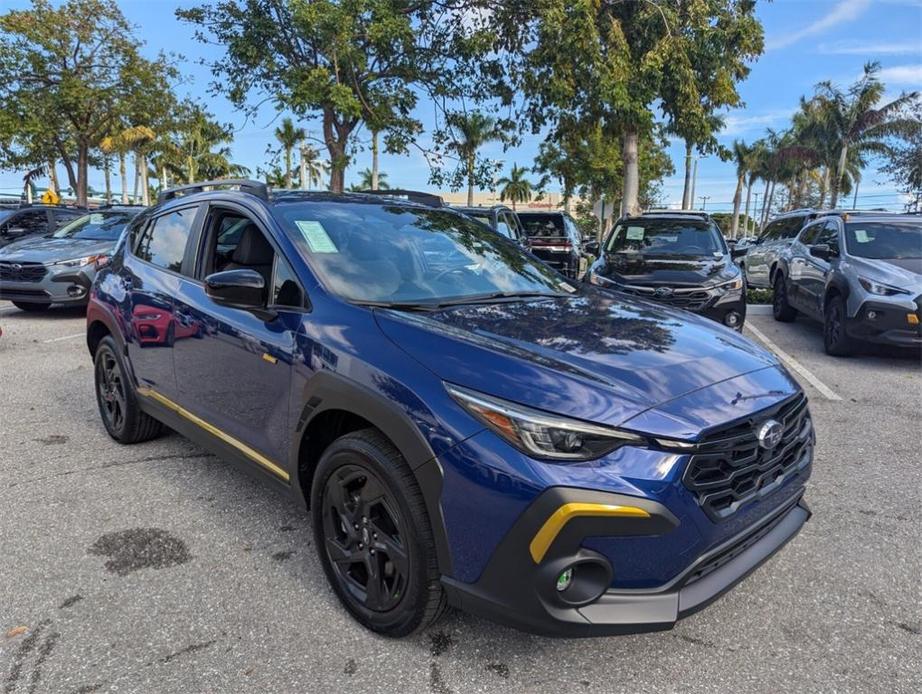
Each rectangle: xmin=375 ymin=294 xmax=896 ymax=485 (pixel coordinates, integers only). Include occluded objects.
xmin=290 ymin=371 xmax=453 ymax=576
xmin=824 ymin=275 xmax=851 ymax=309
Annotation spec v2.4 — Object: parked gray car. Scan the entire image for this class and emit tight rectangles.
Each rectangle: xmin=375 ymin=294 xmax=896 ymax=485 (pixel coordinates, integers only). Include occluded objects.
xmin=742 ymin=209 xmax=825 ymax=288
xmin=771 ymin=213 xmax=921 ymax=355
xmin=0 ymin=207 xmax=142 ymax=311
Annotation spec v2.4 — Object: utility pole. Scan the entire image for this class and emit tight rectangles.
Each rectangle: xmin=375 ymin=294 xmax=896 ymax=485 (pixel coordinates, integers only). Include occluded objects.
xmin=852 ymin=181 xmax=859 ymax=210
xmin=699 ymin=195 xmax=710 ymax=211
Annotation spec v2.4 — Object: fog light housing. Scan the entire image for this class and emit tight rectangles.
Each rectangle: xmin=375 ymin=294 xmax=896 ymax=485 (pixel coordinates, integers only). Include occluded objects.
xmin=66 ymin=285 xmax=85 ymax=297
xmin=556 ymin=568 xmax=573 ymax=592
xmin=724 ymin=311 xmax=742 ymax=328
xmin=867 ymin=310 xmax=878 ymax=320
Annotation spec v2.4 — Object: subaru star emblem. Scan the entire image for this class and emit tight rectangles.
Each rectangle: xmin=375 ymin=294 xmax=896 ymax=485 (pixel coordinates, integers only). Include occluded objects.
xmin=757 ymin=419 xmax=784 ymax=450
xmin=654 ymin=286 xmax=673 ymax=297
xmin=11 ymin=263 xmax=22 ymax=271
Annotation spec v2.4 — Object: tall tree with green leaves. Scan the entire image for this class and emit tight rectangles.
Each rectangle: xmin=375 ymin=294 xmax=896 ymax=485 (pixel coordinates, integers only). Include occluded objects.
xmin=443 ymin=111 xmax=501 ymax=205
xmin=275 ymin=117 xmax=306 ymax=188
xmin=356 ymin=168 xmax=388 ymax=190
xmin=163 ymin=101 xmax=249 ymax=183
xmin=178 ymin=0 xmax=455 ymax=193
xmin=729 ymin=141 xmax=753 ymax=238
xmin=299 ymin=145 xmax=328 ymax=190
xmin=496 ymin=164 xmax=534 ymax=210
xmin=0 ymin=0 xmax=173 ymax=206
xmin=815 ymin=62 xmax=919 ymax=209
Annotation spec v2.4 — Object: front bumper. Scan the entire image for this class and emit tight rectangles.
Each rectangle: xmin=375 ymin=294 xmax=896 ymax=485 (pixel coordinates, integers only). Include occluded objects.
xmin=0 ymin=266 xmax=94 ymax=305
xmin=442 ymin=487 xmax=810 ymax=637
xmin=846 ymin=298 xmax=922 ymax=347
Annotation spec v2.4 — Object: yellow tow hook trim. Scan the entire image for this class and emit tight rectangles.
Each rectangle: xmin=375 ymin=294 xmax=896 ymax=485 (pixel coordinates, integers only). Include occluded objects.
xmin=529 ymin=502 xmax=651 ymax=564
xmin=136 ymin=386 xmax=290 ymax=482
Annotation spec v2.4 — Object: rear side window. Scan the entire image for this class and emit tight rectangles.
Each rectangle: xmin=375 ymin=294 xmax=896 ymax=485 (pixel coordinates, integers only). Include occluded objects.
xmin=134 ymin=208 xmax=197 ymax=273
xmin=520 ymin=214 xmax=566 ymax=239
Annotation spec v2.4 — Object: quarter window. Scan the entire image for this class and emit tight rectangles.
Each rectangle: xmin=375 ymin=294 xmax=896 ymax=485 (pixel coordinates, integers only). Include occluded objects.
xmin=134 ymin=208 xmax=197 ymax=273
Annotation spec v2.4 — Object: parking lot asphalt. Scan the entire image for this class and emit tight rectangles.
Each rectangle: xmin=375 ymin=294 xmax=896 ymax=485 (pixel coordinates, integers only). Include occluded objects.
xmin=1 ymin=301 xmax=920 ymax=694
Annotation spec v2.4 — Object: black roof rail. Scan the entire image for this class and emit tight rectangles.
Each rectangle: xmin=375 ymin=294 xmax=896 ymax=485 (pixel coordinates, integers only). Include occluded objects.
xmin=357 ymin=189 xmax=443 ymax=208
xmin=157 ymin=179 xmax=269 ymax=203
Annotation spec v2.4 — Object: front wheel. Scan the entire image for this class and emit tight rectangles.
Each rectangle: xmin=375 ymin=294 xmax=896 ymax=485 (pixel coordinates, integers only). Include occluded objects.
xmin=772 ymin=275 xmax=797 ymax=322
xmin=94 ymin=335 xmax=162 ymax=443
xmin=823 ymin=295 xmax=855 ymax=356
xmin=311 ymin=429 xmax=446 ymax=636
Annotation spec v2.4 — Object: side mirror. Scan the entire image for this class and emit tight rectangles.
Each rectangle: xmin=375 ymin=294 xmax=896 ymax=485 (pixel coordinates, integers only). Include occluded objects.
xmin=205 ymin=269 xmax=266 ymax=310
xmin=809 ymin=243 xmax=836 ymax=261
xmin=731 ymin=247 xmax=748 ymax=259
xmin=584 ymin=240 xmax=600 ymax=256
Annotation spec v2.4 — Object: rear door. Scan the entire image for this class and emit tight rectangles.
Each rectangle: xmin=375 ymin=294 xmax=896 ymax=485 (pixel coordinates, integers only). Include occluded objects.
xmin=171 ymin=202 xmax=305 ymax=475
xmin=746 ymin=220 xmax=783 ymax=288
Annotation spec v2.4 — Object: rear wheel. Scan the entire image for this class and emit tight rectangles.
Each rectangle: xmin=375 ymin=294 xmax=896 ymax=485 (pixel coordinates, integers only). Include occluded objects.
xmin=12 ymin=301 xmax=51 ymax=312
xmin=94 ymin=336 xmax=162 ymax=443
xmin=311 ymin=429 xmax=446 ymax=636
xmin=772 ymin=275 xmax=797 ymax=322
xmin=823 ymin=295 xmax=855 ymax=357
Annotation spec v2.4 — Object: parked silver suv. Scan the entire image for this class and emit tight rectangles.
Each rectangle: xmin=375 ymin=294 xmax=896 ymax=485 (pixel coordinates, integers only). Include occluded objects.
xmin=743 ymin=209 xmax=822 ymax=288
xmin=771 ymin=213 xmax=921 ymax=355
xmin=0 ymin=207 xmax=142 ymax=311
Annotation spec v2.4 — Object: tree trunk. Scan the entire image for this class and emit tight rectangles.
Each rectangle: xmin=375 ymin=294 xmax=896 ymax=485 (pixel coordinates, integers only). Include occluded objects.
xmin=284 ymin=146 xmax=293 ymax=188
xmin=730 ymin=174 xmax=744 ymax=238
xmin=621 ymin=128 xmax=641 ymax=216
xmin=764 ymin=181 xmax=776 ymax=225
xmin=759 ymin=180 xmax=769 ymax=228
xmin=830 ymin=144 xmax=848 ymax=209
xmin=818 ymin=166 xmax=830 ymax=208
xmin=371 ymin=130 xmax=379 ymax=190
xmin=681 ymin=141 xmax=693 ymax=209
xmin=140 ymin=153 xmax=150 ymax=206
xmin=467 ymin=153 xmax=475 ymax=206
xmin=133 ymin=153 xmax=140 ymax=202
xmin=76 ymin=143 xmax=89 ymax=208
xmin=299 ymin=145 xmax=308 ymax=189
xmin=47 ymin=159 xmax=59 ymax=193
xmin=103 ymin=157 xmax=112 ymax=204
xmin=119 ymin=152 xmax=128 ymax=204
xmin=743 ymin=179 xmax=753 ymax=236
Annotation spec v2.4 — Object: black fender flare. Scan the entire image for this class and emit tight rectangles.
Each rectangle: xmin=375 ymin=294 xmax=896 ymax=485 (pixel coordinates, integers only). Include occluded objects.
xmin=823 ymin=273 xmax=851 ymax=309
xmin=288 ymin=370 xmax=453 ymax=576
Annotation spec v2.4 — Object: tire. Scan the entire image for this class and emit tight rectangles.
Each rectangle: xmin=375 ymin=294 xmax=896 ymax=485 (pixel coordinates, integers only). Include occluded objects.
xmin=772 ymin=275 xmax=797 ymax=322
xmin=93 ymin=335 xmax=162 ymax=443
xmin=12 ymin=301 xmax=51 ymax=312
xmin=823 ymin=295 xmax=855 ymax=357
xmin=311 ymin=428 xmax=446 ymax=637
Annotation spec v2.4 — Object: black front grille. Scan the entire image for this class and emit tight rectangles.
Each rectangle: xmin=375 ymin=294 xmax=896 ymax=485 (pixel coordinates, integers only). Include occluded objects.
xmin=617 ymin=285 xmax=711 ymax=312
xmin=682 ymin=394 xmax=813 ymax=521
xmin=0 ymin=261 xmax=46 ymax=283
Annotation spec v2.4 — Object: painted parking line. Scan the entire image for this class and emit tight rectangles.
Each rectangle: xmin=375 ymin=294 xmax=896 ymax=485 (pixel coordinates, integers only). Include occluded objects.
xmin=42 ymin=332 xmax=85 ymax=344
xmin=745 ymin=322 xmax=842 ymax=402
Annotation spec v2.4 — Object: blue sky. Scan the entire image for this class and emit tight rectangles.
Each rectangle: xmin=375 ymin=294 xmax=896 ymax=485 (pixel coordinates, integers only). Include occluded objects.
xmin=1 ymin=0 xmax=921 ymax=210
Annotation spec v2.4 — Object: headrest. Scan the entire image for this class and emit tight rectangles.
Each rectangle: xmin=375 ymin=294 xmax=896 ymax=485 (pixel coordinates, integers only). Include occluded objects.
xmin=232 ymin=224 xmax=274 ymax=265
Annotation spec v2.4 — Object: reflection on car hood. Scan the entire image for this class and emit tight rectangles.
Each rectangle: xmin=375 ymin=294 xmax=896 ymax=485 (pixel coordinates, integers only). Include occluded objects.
xmin=594 ymin=253 xmax=735 ymax=286
xmin=375 ymin=287 xmax=781 ymax=429
xmin=853 ymin=256 xmax=922 ymax=285
xmin=0 ymin=236 xmax=113 ymax=263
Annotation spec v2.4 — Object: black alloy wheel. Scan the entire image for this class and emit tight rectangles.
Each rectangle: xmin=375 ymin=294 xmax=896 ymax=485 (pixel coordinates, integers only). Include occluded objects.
xmin=93 ymin=336 xmax=162 ymax=443
xmin=823 ymin=295 xmax=854 ymax=356
xmin=772 ymin=275 xmax=797 ymax=322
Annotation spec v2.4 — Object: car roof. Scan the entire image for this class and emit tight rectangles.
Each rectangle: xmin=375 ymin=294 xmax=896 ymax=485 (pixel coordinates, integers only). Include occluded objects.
xmin=452 ymin=205 xmax=512 ymax=214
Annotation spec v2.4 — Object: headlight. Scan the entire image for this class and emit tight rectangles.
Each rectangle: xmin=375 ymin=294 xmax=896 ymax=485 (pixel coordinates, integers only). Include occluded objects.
xmin=445 ymin=383 xmax=644 ymax=461
xmin=858 ymin=277 xmax=908 ymax=296
xmin=47 ymin=255 xmax=97 ymax=268
xmin=713 ymin=277 xmax=743 ymax=291
xmin=587 ymin=270 xmax=618 ymax=288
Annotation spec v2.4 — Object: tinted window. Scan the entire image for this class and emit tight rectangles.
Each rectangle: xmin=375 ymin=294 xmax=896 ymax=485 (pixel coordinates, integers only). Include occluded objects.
xmin=134 ymin=208 xmax=197 ymax=273
xmin=760 ymin=221 xmax=783 ymax=241
xmin=3 ymin=210 xmax=48 ymax=234
xmin=53 ymin=211 xmax=136 ymax=241
xmin=496 ymin=213 xmax=514 ymax=239
xmin=519 ymin=214 xmax=566 ymax=239
xmin=844 ymin=221 xmax=922 ymax=259
xmin=277 ymin=203 xmax=574 ymax=304
xmin=466 ymin=213 xmax=492 ymax=227
xmin=53 ymin=210 xmax=82 ymax=228
xmin=271 ymin=254 xmax=304 ymax=308
xmin=799 ymin=221 xmax=824 ymax=246
xmin=782 ymin=217 xmax=806 ymax=238
xmin=606 ymin=219 xmax=722 ymax=256
xmin=815 ymin=220 xmax=840 ymax=247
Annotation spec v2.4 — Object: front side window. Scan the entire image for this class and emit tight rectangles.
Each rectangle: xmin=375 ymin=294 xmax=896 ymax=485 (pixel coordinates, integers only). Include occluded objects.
xmin=844 ymin=221 xmax=922 ymax=259
xmin=5 ymin=211 xmax=48 ymax=235
xmin=53 ymin=211 xmax=136 ymax=241
xmin=520 ymin=214 xmax=566 ymax=239
xmin=277 ymin=202 xmax=574 ymax=305
xmin=134 ymin=207 xmax=197 ymax=273
xmin=814 ymin=220 xmax=840 ymax=248
xmin=605 ymin=219 xmax=722 ymax=257
xmin=799 ymin=221 xmax=823 ymax=246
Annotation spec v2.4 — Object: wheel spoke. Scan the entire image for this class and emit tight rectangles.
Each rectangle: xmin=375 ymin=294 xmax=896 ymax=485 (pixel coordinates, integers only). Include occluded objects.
xmin=359 ymin=475 xmax=387 ymax=512
xmin=363 ymin=554 xmax=385 ymax=609
xmin=326 ymin=538 xmax=360 ymax=566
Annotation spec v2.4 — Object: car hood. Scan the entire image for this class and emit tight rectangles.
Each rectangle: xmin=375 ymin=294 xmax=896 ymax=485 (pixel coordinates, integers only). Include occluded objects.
xmin=593 ymin=252 xmax=737 ymax=286
xmin=0 ymin=236 xmax=113 ymax=263
xmin=852 ymin=256 xmax=922 ymax=286
xmin=375 ymin=288 xmax=782 ymax=430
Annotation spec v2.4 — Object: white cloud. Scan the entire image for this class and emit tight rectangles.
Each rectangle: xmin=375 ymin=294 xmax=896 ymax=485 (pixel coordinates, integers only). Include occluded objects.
xmin=818 ymin=40 xmax=922 ymax=55
xmin=719 ymin=109 xmax=796 ymax=137
xmin=876 ymin=64 xmax=922 ymax=85
xmin=767 ymin=0 xmax=872 ymax=50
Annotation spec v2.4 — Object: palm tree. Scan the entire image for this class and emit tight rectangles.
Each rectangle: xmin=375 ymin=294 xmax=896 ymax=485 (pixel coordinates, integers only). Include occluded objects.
xmin=357 ymin=167 xmax=388 ymax=190
xmin=496 ymin=164 xmax=534 ymax=211
xmin=815 ymin=62 xmax=920 ymax=208
xmin=100 ymin=131 xmax=131 ymax=204
xmin=729 ymin=141 xmax=752 ymax=238
xmin=299 ymin=145 xmax=328 ymax=190
xmin=448 ymin=111 xmax=500 ymax=206
xmin=275 ymin=117 xmax=306 ymax=188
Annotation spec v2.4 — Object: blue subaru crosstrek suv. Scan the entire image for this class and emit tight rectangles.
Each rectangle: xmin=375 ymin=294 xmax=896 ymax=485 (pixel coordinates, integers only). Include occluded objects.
xmin=86 ymin=180 xmax=814 ymax=637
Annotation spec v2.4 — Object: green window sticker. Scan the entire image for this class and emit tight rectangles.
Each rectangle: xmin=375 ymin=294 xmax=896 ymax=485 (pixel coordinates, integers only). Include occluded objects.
xmin=295 ymin=220 xmax=338 ymax=253
xmin=626 ymin=226 xmax=645 ymax=240
xmin=854 ymin=229 xmax=870 ymax=243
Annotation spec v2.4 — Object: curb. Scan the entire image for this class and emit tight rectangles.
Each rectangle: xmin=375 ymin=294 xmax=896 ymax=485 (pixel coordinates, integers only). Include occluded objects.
xmin=747 ymin=304 xmax=772 ymax=315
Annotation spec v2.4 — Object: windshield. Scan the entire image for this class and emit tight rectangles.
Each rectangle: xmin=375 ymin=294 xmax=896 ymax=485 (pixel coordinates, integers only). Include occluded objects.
xmin=845 ymin=221 xmax=921 ymax=259
xmin=276 ymin=202 xmax=575 ymax=305
xmin=53 ymin=211 xmax=135 ymax=241
xmin=519 ymin=214 xmax=566 ymax=239
xmin=0 ymin=210 xmax=14 ymax=224
xmin=606 ymin=219 xmax=723 ymax=256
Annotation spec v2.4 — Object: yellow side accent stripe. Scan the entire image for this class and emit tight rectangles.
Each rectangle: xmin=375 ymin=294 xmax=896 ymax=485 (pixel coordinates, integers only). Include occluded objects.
xmin=262 ymin=353 xmax=278 ymax=364
xmin=136 ymin=387 xmax=290 ymax=482
xmin=529 ymin=502 xmax=650 ymax=564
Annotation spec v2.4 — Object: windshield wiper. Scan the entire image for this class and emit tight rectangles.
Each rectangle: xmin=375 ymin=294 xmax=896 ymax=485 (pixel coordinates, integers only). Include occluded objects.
xmin=355 ymin=291 xmax=564 ymax=313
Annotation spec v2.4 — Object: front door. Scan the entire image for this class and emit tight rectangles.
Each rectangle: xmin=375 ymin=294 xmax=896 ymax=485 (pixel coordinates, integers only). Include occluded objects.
xmin=800 ymin=219 xmax=840 ymax=318
xmin=171 ymin=204 xmax=306 ymax=476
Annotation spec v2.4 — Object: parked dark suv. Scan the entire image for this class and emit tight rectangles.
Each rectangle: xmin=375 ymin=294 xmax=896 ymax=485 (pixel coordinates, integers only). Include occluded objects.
xmin=587 ymin=211 xmax=748 ymax=330
xmin=454 ymin=204 xmax=527 ymax=247
xmin=771 ymin=212 xmax=921 ymax=355
xmin=517 ymin=210 xmax=585 ymax=278
xmin=87 ymin=180 xmax=813 ymax=637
